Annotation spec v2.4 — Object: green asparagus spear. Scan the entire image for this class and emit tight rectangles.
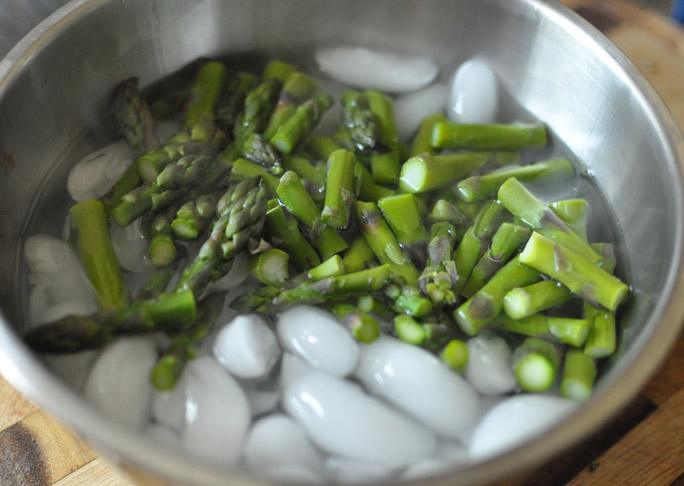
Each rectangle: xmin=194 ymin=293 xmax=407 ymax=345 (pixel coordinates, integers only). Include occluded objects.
xmin=560 ymin=350 xmax=597 ymax=401
xmin=283 ymin=156 xmax=327 ymax=188
xmin=250 ymin=248 xmax=289 ymax=286
xmin=149 ymin=292 xmax=224 ymax=390
xmin=338 ymin=312 xmax=379 ymax=343
xmin=341 ymin=90 xmax=380 ymax=152
xmin=307 ymin=255 xmax=345 ymax=280
xmin=428 ymin=199 xmax=469 ymax=226
xmin=411 ymin=113 xmax=447 ymax=157
xmin=512 ymin=337 xmax=562 ymax=392
xmin=490 ymin=313 xmax=590 ymax=347
xmin=171 ymin=192 xmax=220 ymax=240
xmin=440 ymin=339 xmax=469 ymax=373
xmin=276 ymin=171 xmax=348 ymax=259
xmin=233 ymin=79 xmax=280 ymax=145
xmin=69 ymin=199 xmax=128 ymax=309
xmin=262 ymin=60 xmax=296 ymax=83
xmin=431 ymin=121 xmax=547 ymax=150
xmin=377 ymin=194 xmax=429 ymax=248
xmin=175 ymin=178 xmax=268 ymax=295
xmin=24 ymin=290 xmax=196 ymax=353
xmin=148 ymin=213 xmax=178 ymax=267
xmin=503 ymin=280 xmax=573 ymax=320
xmin=399 ymin=151 xmax=520 ymax=193
xmin=342 ymin=236 xmax=376 ymax=273
xmin=271 ymin=93 xmax=334 ymax=154
xmin=461 ymin=223 xmax=530 ymax=298
xmin=355 ymin=201 xmax=420 ymax=286
xmin=264 ymin=201 xmax=321 ymax=270
xmin=231 ymin=157 xmax=281 ymax=193
xmin=215 ymin=72 xmax=259 ymax=133
xmin=394 ymin=315 xmax=426 ymax=345
xmin=365 ymin=90 xmax=400 ymax=184
xmin=183 ymin=61 xmax=228 ymax=127
xmin=419 ymin=222 xmax=458 ymax=305
xmin=497 ymin=177 xmax=602 ymax=263
xmin=242 ymin=134 xmax=283 ymax=172
xmin=321 ymin=149 xmax=357 ymax=229
xmin=583 ymin=301 xmax=616 ymax=358
xmin=355 ymin=162 xmax=396 ymax=201
xmin=550 ymin=198 xmax=589 ymax=243
xmin=263 ymin=72 xmax=319 ymax=138
xmin=456 ymin=158 xmax=574 ymax=202
xmin=454 ymin=255 xmax=541 ymax=335
xmin=113 ymin=77 xmax=160 ymax=154
xmin=518 ymin=232 xmax=628 ymax=312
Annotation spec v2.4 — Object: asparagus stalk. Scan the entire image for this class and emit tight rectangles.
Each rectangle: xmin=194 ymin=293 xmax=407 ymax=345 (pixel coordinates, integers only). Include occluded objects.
xmin=355 ymin=162 xmax=396 ymax=201
xmin=440 ymin=339 xmax=469 ymax=373
xmin=431 ymin=121 xmax=547 ymax=150
xmin=306 ymin=135 xmax=345 ymax=160
xmin=497 ymin=177 xmax=602 ymax=263
xmin=276 ymin=171 xmax=349 ymax=259
xmin=283 ymin=156 xmax=327 ymax=188
xmin=454 ymin=255 xmax=541 ymax=335
xmin=24 ymin=290 xmax=197 ymax=353
xmin=355 ymin=201 xmax=420 ymax=286
xmin=183 ymin=61 xmax=228 ymax=127
xmin=341 ymin=90 xmax=380 ymax=152
xmin=271 ymin=93 xmax=334 ymax=155
xmin=250 ymin=248 xmax=289 ymax=286
xmin=113 ymin=77 xmax=160 ymax=154
xmin=560 ymin=349 xmax=597 ymax=401
xmin=377 ymin=194 xmax=429 ymax=248
xmin=233 ymin=79 xmax=280 ymax=145
xmin=342 ymin=236 xmax=377 ymax=273
xmin=583 ymin=301 xmax=617 ymax=358
xmin=491 ymin=313 xmax=590 ymax=347
xmin=512 ymin=337 xmax=562 ymax=392
xmin=394 ymin=315 xmax=426 ymax=345
xmin=456 ymin=158 xmax=574 ymax=203
xmin=365 ymin=90 xmax=400 ymax=184
xmin=233 ymin=264 xmax=391 ymax=313
xmin=410 ymin=113 xmax=447 ymax=157
xmin=461 ymin=223 xmax=530 ymax=298
xmin=242 ymin=134 xmax=283 ymax=173
xmin=518 ymin=232 xmax=628 ymax=312
xmin=149 ymin=292 xmax=224 ymax=390
xmin=321 ymin=149 xmax=357 ymax=229
xmin=215 ymin=72 xmax=259 ymax=134
xmin=503 ymin=279 xmax=573 ymax=320
xmin=307 ymin=254 xmax=345 ymax=281
xmin=263 ymin=71 xmax=319 ymax=138
xmin=550 ymin=198 xmax=589 ymax=243
xmin=399 ymin=151 xmax=520 ymax=193
xmin=387 ymin=285 xmax=433 ymax=318
xmin=149 ymin=213 xmax=178 ymax=267
xmin=264 ymin=200 xmax=321 ymax=270
xmin=231 ymin=157 xmax=281 ymax=193
xmin=419 ymin=222 xmax=458 ymax=305
xmin=111 ymin=154 xmax=222 ymax=227
xmin=69 ymin=199 xmax=128 ymax=309
xmin=428 ymin=199 xmax=469 ymax=226
xmin=175 ymin=178 xmax=268 ymax=295
xmin=343 ymin=312 xmax=381 ymax=344
xmin=262 ymin=60 xmax=296 ymax=83
xmin=171 ymin=192 xmax=220 ymax=240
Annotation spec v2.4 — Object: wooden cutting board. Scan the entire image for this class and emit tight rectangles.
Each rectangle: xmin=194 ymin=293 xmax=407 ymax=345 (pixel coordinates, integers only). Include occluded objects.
xmin=1 ymin=0 xmax=683 ymax=484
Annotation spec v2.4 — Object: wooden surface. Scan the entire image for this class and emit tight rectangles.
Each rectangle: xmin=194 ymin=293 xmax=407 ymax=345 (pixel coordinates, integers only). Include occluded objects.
xmin=1 ymin=1 xmax=684 ymax=485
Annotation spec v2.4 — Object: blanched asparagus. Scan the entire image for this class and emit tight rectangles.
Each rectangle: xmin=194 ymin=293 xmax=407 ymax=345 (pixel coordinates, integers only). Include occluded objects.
xmin=113 ymin=77 xmax=160 ymax=154
xmin=431 ymin=121 xmax=547 ymax=150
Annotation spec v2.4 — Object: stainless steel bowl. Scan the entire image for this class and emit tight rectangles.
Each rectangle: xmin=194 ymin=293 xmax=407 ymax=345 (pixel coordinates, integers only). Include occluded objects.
xmin=0 ymin=0 xmax=683 ymax=485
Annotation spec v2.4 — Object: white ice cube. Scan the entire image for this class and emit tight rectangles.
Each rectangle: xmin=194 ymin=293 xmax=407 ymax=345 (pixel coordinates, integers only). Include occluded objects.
xmin=465 ymin=330 xmax=517 ymax=396
xmin=277 ymin=305 xmax=359 ymax=377
xmin=67 ymin=140 xmax=136 ymax=202
xmin=283 ymin=371 xmax=437 ymax=468
xmin=84 ymin=337 xmax=158 ymax=431
xmin=355 ymin=335 xmax=480 ymax=441
xmin=213 ymin=314 xmax=280 ymax=380
xmin=449 ymin=59 xmax=498 ymax=124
